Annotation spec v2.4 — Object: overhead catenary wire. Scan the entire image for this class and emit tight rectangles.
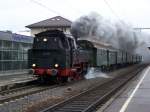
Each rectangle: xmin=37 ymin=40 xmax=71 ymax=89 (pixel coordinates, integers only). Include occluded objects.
xmin=65 ymin=0 xmax=83 ymax=15
xmin=30 ymin=0 xmax=83 ymax=19
xmin=103 ymin=0 xmax=150 ymax=32
xmin=103 ymin=0 xmax=121 ymax=21
xmin=30 ymin=0 xmax=121 ymax=21
xmin=29 ymin=0 xmax=63 ymax=16
xmin=30 ymin=0 xmax=125 ymax=24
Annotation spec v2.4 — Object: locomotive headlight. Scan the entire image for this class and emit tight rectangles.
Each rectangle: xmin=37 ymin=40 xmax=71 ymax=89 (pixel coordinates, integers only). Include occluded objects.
xmin=43 ymin=38 xmax=47 ymax=42
xmin=54 ymin=64 xmax=59 ymax=68
xmin=32 ymin=64 xmax=36 ymax=67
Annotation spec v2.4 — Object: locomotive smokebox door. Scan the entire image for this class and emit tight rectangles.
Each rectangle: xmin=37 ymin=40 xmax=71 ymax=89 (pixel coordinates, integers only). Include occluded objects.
xmin=32 ymin=30 xmax=72 ymax=68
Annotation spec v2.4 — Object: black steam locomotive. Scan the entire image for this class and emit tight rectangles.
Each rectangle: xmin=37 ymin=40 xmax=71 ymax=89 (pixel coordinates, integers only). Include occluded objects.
xmin=28 ymin=30 xmax=142 ymax=82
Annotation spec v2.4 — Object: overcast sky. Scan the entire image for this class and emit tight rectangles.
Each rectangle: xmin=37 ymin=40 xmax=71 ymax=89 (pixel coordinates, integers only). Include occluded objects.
xmin=0 ymin=0 xmax=150 ymax=35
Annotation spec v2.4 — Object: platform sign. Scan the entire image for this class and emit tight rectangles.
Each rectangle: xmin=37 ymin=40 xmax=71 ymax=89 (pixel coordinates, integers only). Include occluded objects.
xmin=0 ymin=31 xmax=12 ymax=41
xmin=12 ymin=34 xmax=33 ymax=43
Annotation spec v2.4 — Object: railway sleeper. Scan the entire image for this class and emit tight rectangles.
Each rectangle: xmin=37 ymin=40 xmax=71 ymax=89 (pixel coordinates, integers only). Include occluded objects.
xmin=41 ymin=66 xmax=145 ymax=112
xmin=55 ymin=108 xmax=84 ymax=112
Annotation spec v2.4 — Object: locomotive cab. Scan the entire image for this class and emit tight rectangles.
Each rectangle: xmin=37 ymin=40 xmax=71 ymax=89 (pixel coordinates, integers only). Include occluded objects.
xmin=28 ymin=30 xmax=76 ymax=80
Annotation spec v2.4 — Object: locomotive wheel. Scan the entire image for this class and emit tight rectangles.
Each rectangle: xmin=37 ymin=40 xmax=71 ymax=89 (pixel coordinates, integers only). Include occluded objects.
xmin=82 ymin=64 xmax=89 ymax=75
xmin=38 ymin=76 xmax=45 ymax=84
xmin=62 ymin=77 xmax=68 ymax=83
xmin=57 ymin=77 xmax=68 ymax=83
xmin=68 ymin=76 xmax=74 ymax=82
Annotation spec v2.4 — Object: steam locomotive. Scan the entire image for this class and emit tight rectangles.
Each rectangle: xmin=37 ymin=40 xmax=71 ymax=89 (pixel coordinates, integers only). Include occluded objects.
xmin=28 ymin=30 xmax=142 ymax=82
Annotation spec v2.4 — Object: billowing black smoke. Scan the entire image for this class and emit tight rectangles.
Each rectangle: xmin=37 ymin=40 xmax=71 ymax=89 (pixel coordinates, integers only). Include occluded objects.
xmin=71 ymin=13 xmax=100 ymax=38
xmin=71 ymin=12 xmax=144 ymax=54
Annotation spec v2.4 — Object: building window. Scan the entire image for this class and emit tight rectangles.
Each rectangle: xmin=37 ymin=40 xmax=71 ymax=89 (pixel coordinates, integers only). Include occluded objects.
xmin=0 ymin=41 xmax=32 ymax=71
xmin=13 ymin=42 xmax=20 ymax=50
xmin=2 ymin=51 xmax=12 ymax=60
xmin=0 ymin=41 xmax=2 ymax=48
xmin=3 ymin=41 xmax=12 ymax=49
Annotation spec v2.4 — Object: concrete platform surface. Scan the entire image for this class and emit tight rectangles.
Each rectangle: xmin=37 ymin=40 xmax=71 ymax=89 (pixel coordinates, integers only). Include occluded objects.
xmin=0 ymin=70 xmax=36 ymax=91
xmin=0 ymin=69 xmax=29 ymax=76
xmin=100 ymin=66 xmax=150 ymax=112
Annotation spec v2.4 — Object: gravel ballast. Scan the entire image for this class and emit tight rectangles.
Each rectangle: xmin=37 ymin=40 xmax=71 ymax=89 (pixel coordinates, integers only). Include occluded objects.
xmin=0 ymin=65 xmax=142 ymax=112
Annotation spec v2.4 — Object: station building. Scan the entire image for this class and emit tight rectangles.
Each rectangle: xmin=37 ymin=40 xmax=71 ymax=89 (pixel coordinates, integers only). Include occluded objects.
xmin=0 ymin=31 xmax=33 ymax=72
xmin=26 ymin=16 xmax=72 ymax=37
xmin=0 ymin=16 xmax=71 ymax=72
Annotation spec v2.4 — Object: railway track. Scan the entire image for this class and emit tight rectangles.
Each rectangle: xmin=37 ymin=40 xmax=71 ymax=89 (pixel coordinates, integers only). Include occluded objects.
xmin=0 ymin=83 xmax=59 ymax=104
xmin=41 ymin=65 xmax=146 ymax=112
xmin=0 ymin=77 xmax=82 ymax=105
xmin=0 ymin=84 xmax=37 ymax=95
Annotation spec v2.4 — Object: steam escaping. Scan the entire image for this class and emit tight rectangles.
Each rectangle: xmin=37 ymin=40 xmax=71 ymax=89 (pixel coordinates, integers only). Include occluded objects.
xmin=71 ymin=12 xmax=144 ymax=54
xmin=85 ymin=67 xmax=111 ymax=79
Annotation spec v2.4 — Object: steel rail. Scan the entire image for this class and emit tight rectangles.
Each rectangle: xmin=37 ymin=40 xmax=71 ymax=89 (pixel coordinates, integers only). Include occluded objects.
xmin=0 ymin=77 xmax=82 ymax=104
xmin=41 ymin=65 xmax=146 ymax=112
xmin=0 ymin=84 xmax=59 ymax=104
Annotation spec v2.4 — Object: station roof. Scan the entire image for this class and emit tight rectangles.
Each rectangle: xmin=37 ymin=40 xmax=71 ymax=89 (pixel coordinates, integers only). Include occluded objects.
xmin=26 ymin=16 xmax=72 ymax=28
xmin=0 ymin=31 xmax=33 ymax=43
xmin=0 ymin=31 xmax=12 ymax=41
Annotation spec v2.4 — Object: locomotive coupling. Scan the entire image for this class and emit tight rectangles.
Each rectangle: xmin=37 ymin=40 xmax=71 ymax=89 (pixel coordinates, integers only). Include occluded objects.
xmin=48 ymin=69 xmax=58 ymax=76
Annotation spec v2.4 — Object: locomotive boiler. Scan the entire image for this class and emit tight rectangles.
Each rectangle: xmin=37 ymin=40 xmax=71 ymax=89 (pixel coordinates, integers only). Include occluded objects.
xmin=28 ymin=30 xmax=89 ymax=82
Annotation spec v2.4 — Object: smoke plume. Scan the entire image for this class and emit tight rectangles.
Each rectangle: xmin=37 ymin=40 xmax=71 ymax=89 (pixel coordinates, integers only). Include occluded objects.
xmin=71 ymin=12 xmax=144 ymax=54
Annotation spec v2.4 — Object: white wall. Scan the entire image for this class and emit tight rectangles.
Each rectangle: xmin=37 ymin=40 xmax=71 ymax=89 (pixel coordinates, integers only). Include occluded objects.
xmin=30 ymin=27 xmax=71 ymax=37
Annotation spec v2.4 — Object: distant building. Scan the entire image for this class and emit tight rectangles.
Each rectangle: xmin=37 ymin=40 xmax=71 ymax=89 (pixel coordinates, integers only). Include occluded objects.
xmin=26 ymin=16 xmax=72 ymax=37
xmin=0 ymin=31 xmax=33 ymax=71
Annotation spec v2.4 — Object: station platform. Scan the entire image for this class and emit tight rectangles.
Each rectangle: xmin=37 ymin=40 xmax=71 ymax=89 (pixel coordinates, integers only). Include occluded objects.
xmin=99 ymin=65 xmax=150 ymax=112
xmin=0 ymin=69 xmax=29 ymax=76
xmin=0 ymin=69 xmax=36 ymax=91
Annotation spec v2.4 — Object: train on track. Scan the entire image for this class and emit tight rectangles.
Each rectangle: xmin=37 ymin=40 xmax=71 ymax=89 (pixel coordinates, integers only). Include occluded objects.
xmin=28 ymin=30 xmax=142 ymax=82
